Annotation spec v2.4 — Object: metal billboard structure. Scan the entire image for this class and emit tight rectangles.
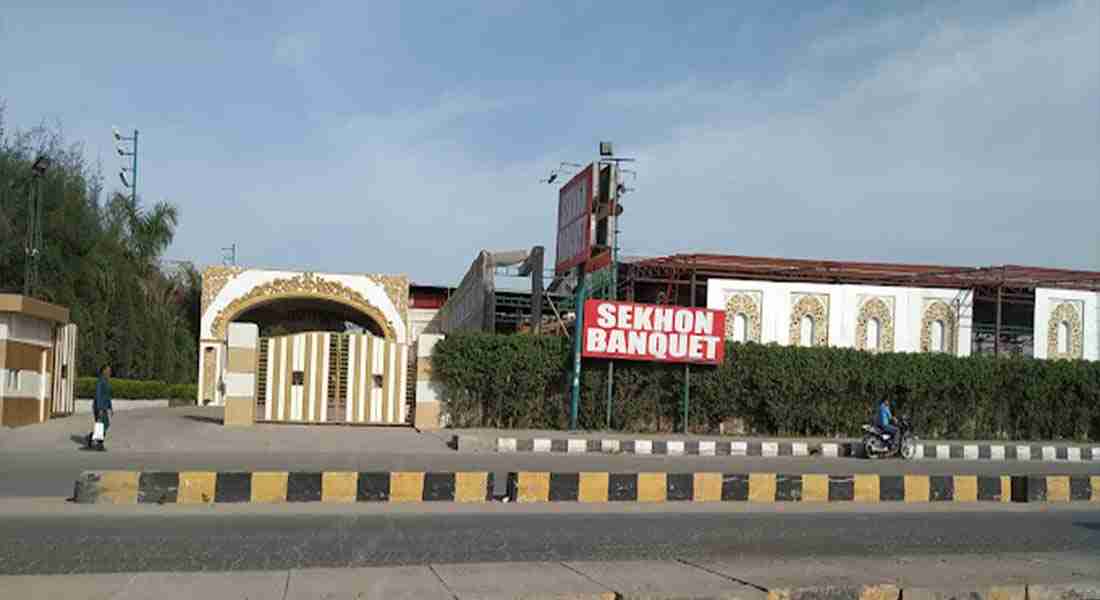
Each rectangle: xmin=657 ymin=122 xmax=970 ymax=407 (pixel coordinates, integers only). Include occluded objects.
xmin=439 ymin=247 xmax=548 ymax=335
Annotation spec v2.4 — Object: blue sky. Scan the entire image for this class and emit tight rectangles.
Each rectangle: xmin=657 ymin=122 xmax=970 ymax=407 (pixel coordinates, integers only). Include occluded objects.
xmin=2 ymin=1 xmax=1097 ymax=284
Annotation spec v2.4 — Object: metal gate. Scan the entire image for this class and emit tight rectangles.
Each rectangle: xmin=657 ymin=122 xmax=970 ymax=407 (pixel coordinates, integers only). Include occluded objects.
xmin=254 ymin=332 xmax=408 ymax=424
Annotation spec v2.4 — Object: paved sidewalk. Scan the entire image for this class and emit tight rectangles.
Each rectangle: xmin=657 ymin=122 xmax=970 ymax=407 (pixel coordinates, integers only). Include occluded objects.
xmin=2 ymin=555 xmax=1096 ymax=599
xmin=0 ymin=406 xmax=451 ymax=455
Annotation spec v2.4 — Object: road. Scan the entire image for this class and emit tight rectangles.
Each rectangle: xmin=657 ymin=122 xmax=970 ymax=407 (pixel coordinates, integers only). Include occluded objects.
xmin=7 ymin=446 xmax=1100 ymax=499
xmin=3 ymin=408 xmax=1095 ymax=498
xmin=1 ymin=503 xmax=1097 ymax=574
xmin=5 ymin=449 xmax=1099 ymax=498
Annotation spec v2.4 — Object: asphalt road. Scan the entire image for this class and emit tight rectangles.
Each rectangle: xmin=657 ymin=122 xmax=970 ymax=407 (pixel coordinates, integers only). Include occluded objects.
xmin=1 ymin=505 xmax=1097 ymax=575
xmin=4 ymin=448 xmax=1099 ymax=498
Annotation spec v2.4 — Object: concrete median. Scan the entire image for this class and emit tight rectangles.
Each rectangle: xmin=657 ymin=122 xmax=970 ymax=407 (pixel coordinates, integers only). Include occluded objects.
xmin=72 ymin=470 xmax=1099 ymax=505
xmin=505 ymin=472 xmax=1100 ymax=504
xmin=72 ymin=470 xmax=494 ymax=504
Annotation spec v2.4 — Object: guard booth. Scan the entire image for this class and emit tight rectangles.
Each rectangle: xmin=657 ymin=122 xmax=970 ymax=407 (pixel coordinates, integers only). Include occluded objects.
xmin=0 ymin=294 xmax=77 ymax=427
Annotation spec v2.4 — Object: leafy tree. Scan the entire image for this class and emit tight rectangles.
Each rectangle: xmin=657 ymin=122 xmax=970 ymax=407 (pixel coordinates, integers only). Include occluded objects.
xmin=0 ymin=102 xmax=199 ymax=383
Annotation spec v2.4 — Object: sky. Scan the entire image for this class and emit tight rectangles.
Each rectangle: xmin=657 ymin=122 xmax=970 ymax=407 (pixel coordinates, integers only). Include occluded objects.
xmin=1 ymin=1 xmax=1097 ymax=284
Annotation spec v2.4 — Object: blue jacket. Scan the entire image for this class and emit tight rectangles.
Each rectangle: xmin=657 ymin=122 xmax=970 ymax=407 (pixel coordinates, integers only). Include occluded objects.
xmin=877 ymin=402 xmax=893 ymax=428
xmin=94 ymin=376 xmax=113 ymax=412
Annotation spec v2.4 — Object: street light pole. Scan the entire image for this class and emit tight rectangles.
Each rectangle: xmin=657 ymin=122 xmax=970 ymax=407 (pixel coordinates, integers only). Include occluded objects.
xmin=113 ymin=127 xmax=139 ymax=203
xmin=131 ymin=129 xmax=138 ymax=203
xmin=22 ymin=156 xmax=51 ymax=298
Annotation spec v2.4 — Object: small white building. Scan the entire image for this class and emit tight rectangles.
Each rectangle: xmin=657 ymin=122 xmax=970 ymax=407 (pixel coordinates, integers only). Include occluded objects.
xmin=0 ymin=294 xmax=78 ymax=427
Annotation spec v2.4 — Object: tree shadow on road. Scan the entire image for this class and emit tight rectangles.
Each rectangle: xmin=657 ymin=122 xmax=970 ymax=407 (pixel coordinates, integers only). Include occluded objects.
xmin=183 ymin=415 xmax=224 ymax=425
xmin=1075 ymin=522 xmax=1100 ymax=532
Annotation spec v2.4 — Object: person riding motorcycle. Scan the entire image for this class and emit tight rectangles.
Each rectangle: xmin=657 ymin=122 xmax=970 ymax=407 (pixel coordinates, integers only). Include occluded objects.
xmin=877 ymin=397 xmax=899 ymax=448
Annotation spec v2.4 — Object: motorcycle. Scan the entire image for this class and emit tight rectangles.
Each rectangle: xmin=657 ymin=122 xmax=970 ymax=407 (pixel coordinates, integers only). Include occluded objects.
xmin=862 ymin=415 xmax=917 ymax=459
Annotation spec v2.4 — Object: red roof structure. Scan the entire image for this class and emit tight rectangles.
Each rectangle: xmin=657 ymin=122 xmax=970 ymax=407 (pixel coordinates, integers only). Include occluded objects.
xmin=626 ymin=254 xmax=1100 ymax=301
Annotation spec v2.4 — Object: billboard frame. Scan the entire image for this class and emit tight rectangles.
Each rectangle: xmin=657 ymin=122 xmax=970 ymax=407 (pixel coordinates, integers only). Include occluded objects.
xmin=554 ymin=164 xmax=595 ymax=276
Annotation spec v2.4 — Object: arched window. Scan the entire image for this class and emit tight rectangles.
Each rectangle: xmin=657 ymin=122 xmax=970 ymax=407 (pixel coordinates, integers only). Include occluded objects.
xmin=866 ymin=318 xmax=880 ymax=351
xmin=733 ymin=313 xmax=748 ymax=342
xmin=1057 ymin=321 xmax=1069 ymax=354
xmin=931 ymin=320 xmax=945 ymax=353
xmin=800 ymin=315 xmax=815 ymax=347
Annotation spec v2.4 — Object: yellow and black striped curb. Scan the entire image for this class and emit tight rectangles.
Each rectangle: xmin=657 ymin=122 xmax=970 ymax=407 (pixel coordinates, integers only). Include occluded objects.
xmin=73 ymin=471 xmax=1100 ymax=505
xmin=73 ymin=471 xmax=494 ymax=505
xmin=506 ymin=472 xmax=1100 ymax=503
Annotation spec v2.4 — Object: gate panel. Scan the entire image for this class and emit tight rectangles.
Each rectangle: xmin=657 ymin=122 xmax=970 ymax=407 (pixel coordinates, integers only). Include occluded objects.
xmin=255 ymin=339 xmax=269 ymax=420
xmin=254 ymin=331 xmax=407 ymax=425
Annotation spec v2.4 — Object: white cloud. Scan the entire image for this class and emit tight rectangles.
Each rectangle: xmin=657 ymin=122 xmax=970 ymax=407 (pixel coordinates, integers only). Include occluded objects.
xmin=189 ymin=1 xmax=1099 ymax=281
xmin=604 ymin=0 xmax=1100 ymax=267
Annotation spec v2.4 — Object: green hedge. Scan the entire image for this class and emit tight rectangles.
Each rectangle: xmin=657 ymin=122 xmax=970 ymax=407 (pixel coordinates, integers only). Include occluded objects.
xmin=432 ymin=333 xmax=1100 ymax=441
xmin=76 ymin=377 xmax=197 ymax=401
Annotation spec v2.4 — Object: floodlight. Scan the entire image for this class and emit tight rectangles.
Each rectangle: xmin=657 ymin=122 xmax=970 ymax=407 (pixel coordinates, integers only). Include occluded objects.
xmin=31 ymin=156 xmax=51 ymax=176
xmin=112 ymin=126 xmax=122 ymax=141
xmin=120 ymin=171 xmax=130 ymax=187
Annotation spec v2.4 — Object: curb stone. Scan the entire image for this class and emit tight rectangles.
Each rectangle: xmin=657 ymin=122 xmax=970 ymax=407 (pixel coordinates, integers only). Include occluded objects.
xmin=495 ymin=437 xmax=1099 ymax=463
xmin=1027 ymin=582 xmax=1100 ymax=600
xmin=72 ymin=470 xmax=1100 ymax=505
xmin=765 ymin=584 xmax=900 ymax=600
xmin=902 ymin=586 xmax=1027 ymax=600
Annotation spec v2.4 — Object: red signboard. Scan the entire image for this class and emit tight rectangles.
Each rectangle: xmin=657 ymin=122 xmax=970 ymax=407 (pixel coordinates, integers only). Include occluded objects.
xmin=582 ymin=300 xmax=726 ymax=364
xmin=554 ymin=164 xmax=594 ymax=275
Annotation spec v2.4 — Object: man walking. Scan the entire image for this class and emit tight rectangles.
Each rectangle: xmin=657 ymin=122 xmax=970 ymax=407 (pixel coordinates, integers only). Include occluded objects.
xmin=86 ymin=365 xmax=113 ymax=451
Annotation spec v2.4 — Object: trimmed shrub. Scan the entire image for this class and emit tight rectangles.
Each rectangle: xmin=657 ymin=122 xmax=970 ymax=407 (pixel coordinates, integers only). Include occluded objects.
xmin=432 ymin=334 xmax=1100 ymax=441
xmin=76 ymin=377 xmax=197 ymax=401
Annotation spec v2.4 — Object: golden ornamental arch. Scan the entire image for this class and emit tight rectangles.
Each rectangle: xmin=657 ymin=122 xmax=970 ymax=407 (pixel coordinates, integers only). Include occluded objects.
xmin=789 ymin=294 xmax=829 ymax=347
xmin=855 ymin=297 xmax=895 ymax=352
xmin=919 ymin=300 xmax=956 ymax=354
xmin=210 ymin=272 xmax=397 ymax=341
xmin=1047 ymin=301 xmax=1084 ymax=359
xmin=725 ymin=293 xmax=762 ymax=343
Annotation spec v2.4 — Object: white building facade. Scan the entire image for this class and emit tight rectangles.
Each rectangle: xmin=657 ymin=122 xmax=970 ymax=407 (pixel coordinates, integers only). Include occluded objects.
xmin=706 ymin=278 xmax=1100 ymax=360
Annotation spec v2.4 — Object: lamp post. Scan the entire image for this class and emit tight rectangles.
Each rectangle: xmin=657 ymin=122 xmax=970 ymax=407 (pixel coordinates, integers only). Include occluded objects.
xmin=113 ymin=126 xmax=138 ymax=202
xmin=596 ymin=143 xmax=634 ymax=430
xmin=22 ymin=156 xmax=51 ymax=297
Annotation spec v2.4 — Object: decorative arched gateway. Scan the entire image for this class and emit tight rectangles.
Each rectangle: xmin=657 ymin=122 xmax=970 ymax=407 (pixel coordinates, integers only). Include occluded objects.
xmin=198 ymin=268 xmax=410 ymax=426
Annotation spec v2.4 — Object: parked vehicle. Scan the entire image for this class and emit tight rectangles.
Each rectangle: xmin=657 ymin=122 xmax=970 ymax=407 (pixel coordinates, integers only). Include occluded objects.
xmin=862 ymin=415 xmax=917 ymax=459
